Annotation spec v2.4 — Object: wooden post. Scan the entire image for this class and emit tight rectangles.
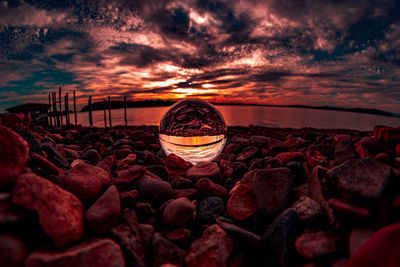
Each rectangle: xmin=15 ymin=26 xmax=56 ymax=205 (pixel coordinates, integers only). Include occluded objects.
xmin=65 ymin=93 xmax=70 ymax=124
xmin=88 ymin=96 xmax=93 ymax=126
xmin=103 ymin=99 xmax=107 ymax=127
xmin=108 ymin=96 xmax=112 ymax=128
xmin=58 ymin=87 xmax=62 ymax=125
xmin=48 ymin=93 xmax=52 ymax=126
xmin=73 ymin=90 xmax=77 ymax=125
xmin=53 ymin=92 xmax=60 ymax=126
xmin=124 ymin=96 xmax=127 ymax=127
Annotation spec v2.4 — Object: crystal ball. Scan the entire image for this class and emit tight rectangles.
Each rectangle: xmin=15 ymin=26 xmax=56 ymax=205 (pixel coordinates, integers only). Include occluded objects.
xmin=159 ymin=98 xmax=227 ymax=165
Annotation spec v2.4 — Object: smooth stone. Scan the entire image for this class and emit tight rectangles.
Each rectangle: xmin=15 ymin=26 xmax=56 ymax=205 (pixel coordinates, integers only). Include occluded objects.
xmin=196 ymin=178 xmax=227 ymax=198
xmin=250 ymin=135 xmax=269 ymax=148
xmin=173 ymin=188 xmax=199 ymax=199
xmin=30 ymin=152 xmax=59 ymax=175
xmin=327 ymin=158 xmax=392 ymax=203
xmin=13 ymin=128 xmax=42 ymax=153
xmin=253 ymin=168 xmax=293 ymax=215
xmin=80 ymin=149 xmax=102 ymax=165
xmin=348 ymin=228 xmax=375 ymax=256
xmin=292 ymin=196 xmax=324 ymax=227
xmin=162 ymin=197 xmax=195 ymax=228
xmin=0 ymin=126 xmax=29 ymax=190
xmin=138 ymin=178 xmax=173 ymax=203
xmin=216 ymin=218 xmax=261 ymax=248
xmin=26 ymin=238 xmax=125 ymax=267
xmin=185 ymin=224 xmax=233 ymax=267
xmin=226 ymin=181 xmax=257 ymax=220
xmin=113 ymin=165 xmax=147 ymax=190
xmin=138 ymin=223 xmax=154 ymax=255
xmin=197 ymin=197 xmax=225 ymax=225
xmin=12 ymin=173 xmax=84 ymax=248
xmin=295 ymin=231 xmax=341 ymax=259
xmin=164 ymin=228 xmax=191 ymax=246
xmin=328 ymin=198 xmax=370 ymax=221
xmin=235 ymin=146 xmax=259 ymax=161
xmin=164 ymin=154 xmax=192 ymax=170
xmin=170 ymin=177 xmax=194 ymax=189
xmin=0 ymin=193 xmax=24 ymax=227
xmin=333 ymin=138 xmax=358 ymax=165
xmin=97 ymin=155 xmax=118 ymax=172
xmin=42 ymin=143 xmax=69 ymax=169
xmin=346 ymin=223 xmax=400 ymax=266
xmin=187 ymin=162 xmax=220 ymax=182
xmin=261 ymin=208 xmax=298 ymax=266
xmin=152 ymin=233 xmax=186 ymax=267
xmin=85 ymin=185 xmax=121 ymax=235
xmin=64 ymin=162 xmax=111 ymax=202
xmin=0 ymin=235 xmax=26 ymax=267
xmin=286 ymin=161 xmax=307 ymax=185
xmin=275 ymin=152 xmax=305 ymax=164
xmin=146 ymin=165 xmax=168 ymax=180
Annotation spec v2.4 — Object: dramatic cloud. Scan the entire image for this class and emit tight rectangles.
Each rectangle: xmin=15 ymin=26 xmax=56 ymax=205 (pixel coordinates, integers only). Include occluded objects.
xmin=0 ymin=0 xmax=399 ymax=112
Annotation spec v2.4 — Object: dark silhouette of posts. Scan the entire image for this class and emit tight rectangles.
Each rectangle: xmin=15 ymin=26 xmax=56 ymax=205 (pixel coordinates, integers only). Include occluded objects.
xmin=124 ymin=96 xmax=127 ymax=127
xmin=53 ymin=92 xmax=60 ymax=126
xmin=48 ymin=93 xmax=52 ymax=126
xmin=65 ymin=93 xmax=70 ymax=124
xmin=58 ymin=87 xmax=62 ymax=125
xmin=73 ymin=90 xmax=77 ymax=125
xmin=108 ymin=96 xmax=112 ymax=128
xmin=103 ymin=99 xmax=107 ymax=127
xmin=88 ymin=96 xmax=93 ymax=126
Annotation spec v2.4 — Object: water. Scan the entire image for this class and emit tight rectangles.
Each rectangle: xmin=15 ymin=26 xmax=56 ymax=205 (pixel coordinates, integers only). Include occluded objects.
xmin=158 ymin=99 xmax=227 ymax=164
xmin=71 ymin=105 xmax=400 ymax=131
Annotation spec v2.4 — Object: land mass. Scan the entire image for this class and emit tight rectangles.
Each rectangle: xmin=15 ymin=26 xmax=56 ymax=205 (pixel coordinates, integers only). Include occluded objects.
xmin=81 ymin=100 xmax=397 ymax=118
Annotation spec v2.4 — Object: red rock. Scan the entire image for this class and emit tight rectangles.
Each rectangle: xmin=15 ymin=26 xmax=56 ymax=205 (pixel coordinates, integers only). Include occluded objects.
xmin=252 ymin=168 xmax=293 ymax=215
xmin=97 ymin=155 xmax=117 ymax=172
xmin=327 ymin=158 xmax=392 ymax=203
xmin=164 ymin=228 xmax=191 ymax=246
xmin=196 ymin=178 xmax=227 ymax=198
xmin=80 ymin=149 xmax=102 ymax=165
xmin=348 ymin=228 xmax=375 ymax=256
xmin=396 ymin=144 xmax=400 ymax=156
xmin=0 ymin=235 xmax=26 ymax=267
xmin=334 ymin=138 xmax=358 ymax=165
xmin=250 ymin=135 xmax=269 ymax=147
xmin=328 ymin=198 xmax=370 ymax=221
xmin=347 ymin=223 xmax=400 ymax=267
xmin=197 ymin=197 xmax=225 ymax=224
xmin=187 ymin=162 xmax=220 ymax=182
xmin=113 ymin=165 xmax=146 ymax=190
xmin=185 ymin=224 xmax=233 ymax=267
xmin=395 ymin=157 xmax=400 ymax=169
xmin=216 ymin=218 xmax=261 ymax=248
xmin=118 ymin=153 xmax=137 ymax=167
xmin=275 ymin=152 xmax=305 ymax=164
xmin=223 ymin=143 xmax=240 ymax=154
xmin=220 ymin=159 xmax=234 ymax=179
xmin=138 ymin=177 xmax=173 ymax=203
xmin=153 ymin=232 xmax=186 ymax=267
xmin=165 ymin=154 xmax=192 ymax=170
xmin=85 ymin=185 xmax=121 ymax=235
xmin=374 ymin=152 xmax=392 ymax=165
xmin=226 ymin=181 xmax=257 ymax=220
xmin=64 ymin=162 xmax=111 ymax=202
xmin=138 ymin=223 xmax=154 ymax=255
xmin=355 ymin=140 xmax=373 ymax=158
xmin=0 ymin=126 xmax=29 ymax=190
xmin=26 ymin=238 xmax=125 ymax=267
xmin=46 ymin=133 xmax=63 ymax=142
xmin=292 ymin=196 xmax=324 ymax=227
xmin=295 ymin=231 xmax=341 ymax=259
xmin=30 ymin=152 xmax=58 ymax=175
xmin=64 ymin=147 xmax=80 ymax=159
xmin=305 ymin=150 xmax=327 ymax=170
xmin=375 ymin=127 xmax=400 ymax=142
xmin=235 ymin=146 xmax=259 ymax=161
xmin=162 ymin=197 xmax=195 ymax=228
xmin=0 ymin=193 xmax=24 ymax=227
xmin=12 ymin=173 xmax=84 ymax=248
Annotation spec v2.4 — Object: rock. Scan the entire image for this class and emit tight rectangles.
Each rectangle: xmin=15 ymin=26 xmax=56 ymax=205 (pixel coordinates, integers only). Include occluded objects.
xmin=0 ymin=193 xmax=24 ymax=227
xmin=80 ymin=149 xmax=102 ymax=165
xmin=64 ymin=162 xmax=111 ymax=202
xmin=292 ymin=196 xmax=324 ymax=227
xmin=226 ymin=180 xmax=257 ymax=220
xmin=85 ymin=185 xmax=121 ymax=235
xmin=217 ymin=218 xmax=261 ymax=248
xmin=275 ymin=152 xmax=305 ymax=164
xmin=26 ymin=238 xmax=125 ymax=267
xmin=375 ymin=127 xmax=400 ymax=142
xmin=328 ymin=198 xmax=370 ymax=221
xmin=171 ymin=177 xmax=194 ymax=189
xmin=220 ymin=159 xmax=234 ymax=178
xmin=164 ymin=228 xmax=191 ymax=246
xmin=162 ymin=197 xmax=195 ymax=228
xmin=138 ymin=178 xmax=173 ymax=203
xmin=295 ymin=231 xmax=341 ymax=259
xmin=30 ymin=152 xmax=59 ymax=175
xmin=348 ymin=228 xmax=375 ymax=256
xmin=327 ymin=158 xmax=392 ymax=203
xmin=12 ymin=173 xmax=84 ymax=248
xmin=138 ymin=223 xmax=154 ymax=255
xmin=253 ymin=168 xmax=293 ymax=215
xmin=261 ymin=208 xmax=298 ymax=266
xmin=250 ymin=135 xmax=269 ymax=147
xmin=334 ymin=139 xmax=358 ymax=165
xmin=197 ymin=197 xmax=225 ymax=225
xmin=113 ymin=165 xmax=147 ymax=190
xmin=97 ymin=155 xmax=117 ymax=172
xmin=305 ymin=150 xmax=327 ymax=170
xmin=116 ymin=148 xmax=132 ymax=159
xmin=164 ymin=154 xmax=192 ymax=177
xmin=110 ymin=210 xmax=146 ymax=267
xmin=0 ymin=235 xmax=26 ymax=267
xmin=347 ymin=223 xmax=400 ymax=266
xmin=196 ymin=178 xmax=227 ymax=198
xmin=146 ymin=165 xmax=168 ymax=180
xmin=64 ymin=147 xmax=80 ymax=159
xmin=173 ymin=188 xmax=199 ymax=199
xmin=42 ymin=143 xmax=69 ymax=169
xmin=0 ymin=126 xmax=29 ymax=190
xmin=232 ymin=162 xmax=248 ymax=180
xmin=235 ymin=146 xmax=259 ymax=161
xmin=187 ymin=162 xmax=220 ymax=182
xmin=13 ymin=128 xmax=42 ymax=153
xmin=286 ymin=161 xmax=307 ymax=185
xmin=185 ymin=224 xmax=233 ymax=267
xmin=152 ymin=232 xmax=186 ymax=267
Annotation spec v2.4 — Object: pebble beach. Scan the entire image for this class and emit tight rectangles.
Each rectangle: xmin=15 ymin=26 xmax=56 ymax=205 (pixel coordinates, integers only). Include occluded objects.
xmin=1 ymin=123 xmax=400 ymax=267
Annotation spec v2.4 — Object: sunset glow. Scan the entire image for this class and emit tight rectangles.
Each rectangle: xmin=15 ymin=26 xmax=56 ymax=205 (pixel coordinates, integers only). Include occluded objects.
xmin=0 ymin=0 xmax=399 ymax=112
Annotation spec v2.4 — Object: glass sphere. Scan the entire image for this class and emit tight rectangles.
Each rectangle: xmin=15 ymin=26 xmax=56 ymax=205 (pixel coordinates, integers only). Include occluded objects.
xmin=159 ymin=98 xmax=227 ymax=165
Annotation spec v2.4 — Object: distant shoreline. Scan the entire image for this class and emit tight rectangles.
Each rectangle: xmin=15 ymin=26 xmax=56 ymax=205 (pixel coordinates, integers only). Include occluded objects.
xmin=80 ymin=100 xmax=397 ymax=118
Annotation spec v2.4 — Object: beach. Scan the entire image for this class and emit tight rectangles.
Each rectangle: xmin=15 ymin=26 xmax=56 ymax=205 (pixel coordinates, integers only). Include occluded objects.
xmin=0 ymin=123 xmax=400 ymax=266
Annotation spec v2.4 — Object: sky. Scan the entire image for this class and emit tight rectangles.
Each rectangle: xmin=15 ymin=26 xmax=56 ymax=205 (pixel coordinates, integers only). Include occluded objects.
xmin=0 ymin=0 xmax=399 ymax=113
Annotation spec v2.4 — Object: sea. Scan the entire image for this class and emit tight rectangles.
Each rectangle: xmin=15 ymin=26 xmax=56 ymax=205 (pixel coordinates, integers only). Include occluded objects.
xmin=68 ymin=105 xmax=400 ymax=131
